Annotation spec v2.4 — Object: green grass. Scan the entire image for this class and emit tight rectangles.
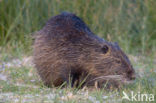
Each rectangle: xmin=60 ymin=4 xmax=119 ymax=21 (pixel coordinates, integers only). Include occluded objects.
xmin=0 ymin=55 xmax=155 ymax=102
xmin=0 ymin=0 xmax=156 ymax=103
xmin=0 ymin=0 xmax=156 ymax=54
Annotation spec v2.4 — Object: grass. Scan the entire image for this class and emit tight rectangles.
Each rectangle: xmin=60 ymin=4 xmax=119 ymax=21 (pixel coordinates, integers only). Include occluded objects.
xmin=0 ymin=0 xmax=156 ymax=103
xmin=0 ymin=55 xmax=155 ymax=102
xmin=0 ymin=0 xmax=156 ymax=54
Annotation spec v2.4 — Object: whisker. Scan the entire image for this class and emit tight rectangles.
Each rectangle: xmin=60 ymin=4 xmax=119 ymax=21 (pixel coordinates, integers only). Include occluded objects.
xmin=87 ymin=75 xmax=124 ymax=83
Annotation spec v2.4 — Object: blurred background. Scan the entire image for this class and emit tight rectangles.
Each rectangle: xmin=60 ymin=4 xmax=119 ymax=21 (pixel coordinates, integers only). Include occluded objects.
xmin=0 ymin=0 xmax=156 ymax=56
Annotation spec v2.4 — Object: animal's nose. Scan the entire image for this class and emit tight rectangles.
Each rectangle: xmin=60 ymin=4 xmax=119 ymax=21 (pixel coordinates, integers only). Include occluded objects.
xmin=130 ymin=74 xmax=136 ymax=80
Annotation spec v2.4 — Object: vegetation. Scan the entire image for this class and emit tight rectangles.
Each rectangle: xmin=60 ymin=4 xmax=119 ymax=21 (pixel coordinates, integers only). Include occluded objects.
xmin=0 ymin=0 xmax=155 ymax=102
xmin=0 ymin=55 xmax=155 ymax=102
xmin=0 ymin=0 xmax=156 ymax=54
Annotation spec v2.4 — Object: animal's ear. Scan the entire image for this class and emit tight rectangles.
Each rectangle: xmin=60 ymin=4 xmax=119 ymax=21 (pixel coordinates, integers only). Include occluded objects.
xmin=101 ymin=45 xmax=109 ymax=54
xmin=114 ymin=42 xmax=121 ymax=50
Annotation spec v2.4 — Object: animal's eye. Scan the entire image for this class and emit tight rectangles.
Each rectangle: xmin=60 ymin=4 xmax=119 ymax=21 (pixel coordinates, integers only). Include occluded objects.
xmin=101 ymin=45 xmax=109 ymax=54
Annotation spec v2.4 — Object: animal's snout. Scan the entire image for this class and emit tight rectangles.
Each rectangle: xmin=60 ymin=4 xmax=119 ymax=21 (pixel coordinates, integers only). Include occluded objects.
xmin=126 ymin=70 xmax=136 ymax=80
xmin=129 ymin=73 xmax=136 ymax=80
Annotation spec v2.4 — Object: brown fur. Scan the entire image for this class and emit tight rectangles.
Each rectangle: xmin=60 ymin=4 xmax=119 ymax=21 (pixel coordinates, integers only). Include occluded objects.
xmin=33 ymin=12 xmax=135 ymax=88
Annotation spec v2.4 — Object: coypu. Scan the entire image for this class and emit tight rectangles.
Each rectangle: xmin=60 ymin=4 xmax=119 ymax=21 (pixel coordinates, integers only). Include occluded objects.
xmin=33 ymin=12 xmax=136 ymax=88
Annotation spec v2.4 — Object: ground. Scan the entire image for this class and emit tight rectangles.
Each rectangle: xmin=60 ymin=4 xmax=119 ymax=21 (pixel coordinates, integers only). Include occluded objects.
xmin=0 ymin=53 xmax=155 ymax=103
